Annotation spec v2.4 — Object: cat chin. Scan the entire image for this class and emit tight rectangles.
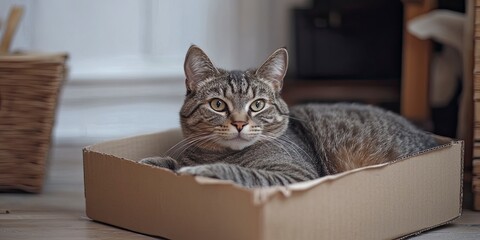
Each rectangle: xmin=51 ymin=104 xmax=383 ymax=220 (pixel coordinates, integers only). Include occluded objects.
xmin=221 ymin=138 xmax=256 ymax=151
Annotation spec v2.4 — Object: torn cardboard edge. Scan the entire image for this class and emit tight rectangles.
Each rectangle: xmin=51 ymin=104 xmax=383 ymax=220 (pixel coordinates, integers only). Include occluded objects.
xmin=83 ymin=128 xmax=464 ymax=240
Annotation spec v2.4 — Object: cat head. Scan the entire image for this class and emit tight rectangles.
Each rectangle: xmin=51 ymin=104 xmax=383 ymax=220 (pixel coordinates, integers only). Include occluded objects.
xmin=180 ymin=45 xmax=290 ymax=151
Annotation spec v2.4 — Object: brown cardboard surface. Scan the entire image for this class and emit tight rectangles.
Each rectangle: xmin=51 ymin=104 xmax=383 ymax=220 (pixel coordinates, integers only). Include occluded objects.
xmin=83 ymin=152 xmax=262 ymax=240
xmin=261 ymin=143 xmax=463 ymax=240
xmin=83 ymin=129 xmax=463 ymax=240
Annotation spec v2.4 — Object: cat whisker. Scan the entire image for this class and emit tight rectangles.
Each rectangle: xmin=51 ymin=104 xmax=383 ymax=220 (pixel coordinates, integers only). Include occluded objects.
xmin=259 ymin=134 xmax=313 ymax=162
xmin=166 ymin=135 xmax=212 ymax=159
xmin=275 ymin=135 xmax=315 ymax=162
xmin=164 ymin=134 xmax=207 ymax=156
xmin=257 ymin=135 xmax=296 ymax=160
xmin=177 ymin=135 xmax=221 ymax=158
xmin=172 ymin=138 xmax=210 ymax=159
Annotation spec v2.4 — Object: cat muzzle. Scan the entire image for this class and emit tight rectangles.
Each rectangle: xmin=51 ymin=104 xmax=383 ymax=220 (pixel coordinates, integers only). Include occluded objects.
xmin=231 ymin=121 xmax=248 ymax=132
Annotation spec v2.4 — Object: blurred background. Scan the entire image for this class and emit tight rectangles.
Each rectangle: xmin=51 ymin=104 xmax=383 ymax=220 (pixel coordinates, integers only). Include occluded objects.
xmin=2 ymin=1 xmax=480 ymax=236
xmin=1 ymin=0 xmax=316 ymax=145
xmin=0 ymin=0 xmax=468 ymax=145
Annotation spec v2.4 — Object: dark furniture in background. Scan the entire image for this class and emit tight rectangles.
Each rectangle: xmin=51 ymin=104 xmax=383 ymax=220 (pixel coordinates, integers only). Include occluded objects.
xmin=293 ymin=0 xmax=403 ymax=80
xmin=285 ymin=0 xmax=404 ymax=111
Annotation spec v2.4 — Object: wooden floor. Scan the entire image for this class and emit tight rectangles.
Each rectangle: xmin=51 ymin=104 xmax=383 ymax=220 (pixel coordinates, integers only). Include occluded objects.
xmin=0 ymin=145 xmax=479 ymax=239
xmin=0 ymin=146 xmax=157 ymax=240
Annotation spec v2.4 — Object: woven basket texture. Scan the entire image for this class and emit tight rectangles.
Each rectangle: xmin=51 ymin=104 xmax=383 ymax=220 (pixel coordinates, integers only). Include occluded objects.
xmin=0 ymin=53 xmax=67 ymax=193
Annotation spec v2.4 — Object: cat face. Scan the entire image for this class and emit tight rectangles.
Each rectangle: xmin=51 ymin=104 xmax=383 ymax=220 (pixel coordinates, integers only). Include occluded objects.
xmin=180 ymin=46 xmax=289 ymax=150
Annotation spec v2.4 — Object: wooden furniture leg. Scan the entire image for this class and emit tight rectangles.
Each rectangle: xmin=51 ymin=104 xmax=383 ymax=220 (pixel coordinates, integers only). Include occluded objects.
xmin=401 ymin=0 xmax=436 ymax=123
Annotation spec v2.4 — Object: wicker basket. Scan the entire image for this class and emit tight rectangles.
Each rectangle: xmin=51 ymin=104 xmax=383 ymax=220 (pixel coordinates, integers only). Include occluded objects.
xmin=0 ymin=53 xmax=67 ymax=193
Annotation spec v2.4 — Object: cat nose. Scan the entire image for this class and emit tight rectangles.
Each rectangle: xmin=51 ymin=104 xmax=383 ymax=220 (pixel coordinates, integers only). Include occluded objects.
xmin=231 ymin=121 xmax=248 ymax=132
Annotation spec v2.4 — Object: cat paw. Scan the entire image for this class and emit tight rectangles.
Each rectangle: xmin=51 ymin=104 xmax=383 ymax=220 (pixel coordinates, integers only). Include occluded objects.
xmin=139 ymin=156 xmax=179 ymax=170
xmin=177 ymin=166 xmax=218 ymax=178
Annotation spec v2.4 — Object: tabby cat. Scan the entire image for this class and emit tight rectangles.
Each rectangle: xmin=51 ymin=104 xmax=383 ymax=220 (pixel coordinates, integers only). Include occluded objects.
xmin=140 ymin=45 xmax=438 ymax=188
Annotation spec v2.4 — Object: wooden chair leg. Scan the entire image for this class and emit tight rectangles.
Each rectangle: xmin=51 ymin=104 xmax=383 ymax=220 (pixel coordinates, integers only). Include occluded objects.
xmin=401 ymin=0 xmax=436 ymax=123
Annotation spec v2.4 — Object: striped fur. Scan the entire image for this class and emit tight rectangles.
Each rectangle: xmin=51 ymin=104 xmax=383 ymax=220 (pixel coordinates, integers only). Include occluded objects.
xmin=140 ymin=46 xmax=439 ymax=188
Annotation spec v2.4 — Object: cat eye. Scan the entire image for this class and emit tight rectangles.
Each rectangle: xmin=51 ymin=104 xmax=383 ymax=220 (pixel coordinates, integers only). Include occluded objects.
xmin=250 ymin=99 xmax=266 ymax=112
xmin=209 ymin=98 xmax=227 ymax=112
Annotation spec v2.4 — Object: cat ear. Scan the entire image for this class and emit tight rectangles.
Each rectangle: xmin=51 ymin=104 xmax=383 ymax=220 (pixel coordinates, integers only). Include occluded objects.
xmin=184 ymin=45 xmax=218 ymax=92
xmin=255 ymin=48 xmax=288 ymax=92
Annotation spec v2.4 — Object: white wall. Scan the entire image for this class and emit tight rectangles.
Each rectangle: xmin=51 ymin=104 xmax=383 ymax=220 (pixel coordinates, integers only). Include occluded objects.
xmin=31 ymin=0 xmax=145 ymax=61
xmin=1 ymin=0 xmax=311 ymax=143
xmin=148 ymin=0 xmax=240 ymax=70
xmin=1 ymin=0 xmax=309 ymax=80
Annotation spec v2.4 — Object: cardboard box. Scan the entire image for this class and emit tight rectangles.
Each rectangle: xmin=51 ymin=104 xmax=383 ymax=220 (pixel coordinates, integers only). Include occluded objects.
xmin=83 ymin=129 xmax=463 ymax=240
